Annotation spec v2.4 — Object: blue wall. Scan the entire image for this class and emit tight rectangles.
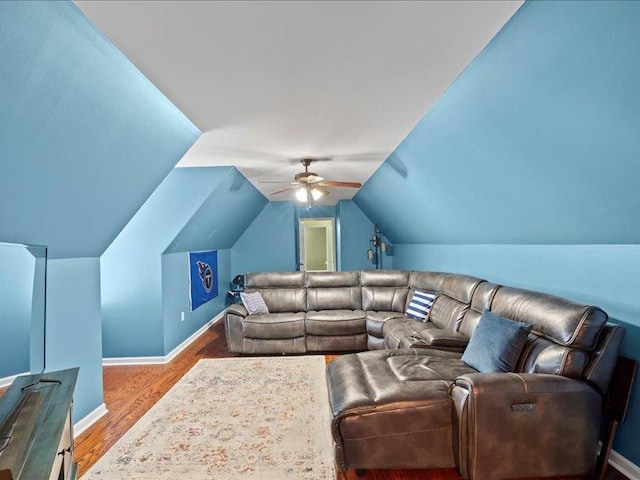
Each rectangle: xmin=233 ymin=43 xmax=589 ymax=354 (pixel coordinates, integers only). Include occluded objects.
xmin=0 ymin=1 xmax=199 ymax=259
xmin=102 ymin=167 xmax=266 ymax=358
xmin=231 ymin=200 xmax=381 ymax=275
xmin=0 ymin=1 xmax=199 ymax=423
xmin=101 ymin=168 xmax=232 ymax=357
xmin=336 ymin=200 xmax=390 ymax=271
xmin=355 ymin=1 xmax=640 ymax=465
xmin=46 ymin=258 xmax=103 ymax=423
xmin=162 ymin=249 xmax=231 ymax=353
xmin=166 ymin=169 xmax=268 ymax=253
xmin=231 ymin=202 xmax=297 ymax=275
xmin=355 ymin=1 xmax=640 ymax=246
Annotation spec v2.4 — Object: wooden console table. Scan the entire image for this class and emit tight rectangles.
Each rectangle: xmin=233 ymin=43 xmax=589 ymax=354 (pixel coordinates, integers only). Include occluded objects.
xmin=0 ymin=368 xmax=78 ymax=480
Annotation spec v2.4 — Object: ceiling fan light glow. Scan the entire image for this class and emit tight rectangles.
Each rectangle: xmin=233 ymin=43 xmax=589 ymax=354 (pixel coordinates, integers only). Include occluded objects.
xmin=295 ymin=187 xmax=308 ymax=202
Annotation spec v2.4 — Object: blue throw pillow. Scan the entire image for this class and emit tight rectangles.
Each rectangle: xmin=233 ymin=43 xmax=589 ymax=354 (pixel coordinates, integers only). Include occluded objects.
xmin=405 ymin=290 xmax=437 ymax=322
xmin=461 ymin=310 xmax=532 ymax=373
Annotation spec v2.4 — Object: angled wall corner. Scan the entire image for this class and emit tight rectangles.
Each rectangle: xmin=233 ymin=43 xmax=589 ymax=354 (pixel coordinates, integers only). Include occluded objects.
xmin=355 ymin=1 xmax=640 ymax=246
xmin=165 ymin=167 xmax=268 ymax=253
xmin=231 ymin=202 xmax=297 ymax=276
xmin=101 ymin=166 xmax=267 ymax=358
xmin=101 ymin=167 xmax=232 ymax=358
xmin=0 ymin=1 xmax=200 ymax=260
xmin=336 ymin=200 xmax=388 ymax=271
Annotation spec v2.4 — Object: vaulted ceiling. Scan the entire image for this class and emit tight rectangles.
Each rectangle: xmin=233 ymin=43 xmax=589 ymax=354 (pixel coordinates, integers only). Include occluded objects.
xmin=74 ymin=0 xmax=521 ymax=204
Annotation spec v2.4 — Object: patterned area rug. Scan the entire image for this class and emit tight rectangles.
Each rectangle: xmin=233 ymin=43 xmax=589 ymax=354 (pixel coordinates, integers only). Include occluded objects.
xmin=82 ymin=356 xmax=335 ymax=480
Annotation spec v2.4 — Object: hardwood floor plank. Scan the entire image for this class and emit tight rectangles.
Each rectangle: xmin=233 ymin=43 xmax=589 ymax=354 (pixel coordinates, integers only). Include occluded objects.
xmin=74 ymin=320 xmax=625 ymax=480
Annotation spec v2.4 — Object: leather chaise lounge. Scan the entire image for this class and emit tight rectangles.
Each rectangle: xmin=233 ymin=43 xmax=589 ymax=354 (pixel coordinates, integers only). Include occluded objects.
xmin=224 ymin=270 xmax=625 ymax=479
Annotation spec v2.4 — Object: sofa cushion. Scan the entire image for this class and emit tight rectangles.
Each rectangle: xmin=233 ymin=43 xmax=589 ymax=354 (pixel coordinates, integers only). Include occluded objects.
xmin=365 ymin=311 xmax=405 ymax=336
xmin=306 ymin=271 xmax=360 ymax=287
xmin=245 ymin=271 xmax=305 ymax=287
xmin=408 ymin=271 xmax=447 ymax=293
xmin=405 ymin=290 xmax=437 ymax=321
xmin=305 ymin=310 xmax=366 ymax=336
xmin=307 ymin=287 xmax=361 ymax=311
xmin=360 ymin=269 xmax=410 ymax=287
xmin=429 ymin=295 xmax=470 ymax=331
xmin=247 ymin=287 xmax=307 ymax=313
xmin=461 ymin=310 xmax=532 ymax=373
xmin=458 ymin=281 xmax=502 ymax=339
xmin=383 ymin=318 xmax=438 ymax=349
xmin=240 ymin=291 xmax=269 ymax=315
xmin=362 ymin=287 xmax=408 ymax=312
xmin=517 ymin=336 xmax=588 ymax=378
xmin=241 ymin=312 xmax=305 ymax=339
xmin=387 ymin=350 xmax=474 ymax=382
xmin=490 ymin=286 xmax=608 ymax=350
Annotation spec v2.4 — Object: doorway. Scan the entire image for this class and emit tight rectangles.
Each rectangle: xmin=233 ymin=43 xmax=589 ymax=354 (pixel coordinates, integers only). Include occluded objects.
xmin=298 ymin=218 xmax=336 ymax=272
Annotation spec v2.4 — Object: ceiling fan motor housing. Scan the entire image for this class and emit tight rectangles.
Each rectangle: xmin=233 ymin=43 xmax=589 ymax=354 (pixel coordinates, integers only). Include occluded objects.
xmin=295 ymin=171 xmax=319 ymax=182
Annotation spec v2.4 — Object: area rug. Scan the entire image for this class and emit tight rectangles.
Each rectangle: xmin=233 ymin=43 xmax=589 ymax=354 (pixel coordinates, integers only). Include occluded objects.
xmin=82 ymin=356 xmax=335 ymax=480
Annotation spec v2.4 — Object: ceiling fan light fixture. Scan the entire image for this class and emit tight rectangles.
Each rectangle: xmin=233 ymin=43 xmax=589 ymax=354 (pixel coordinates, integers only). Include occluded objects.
xmin=295 ymin=187 xmax=308 ymax=202
xmin=310 ymin=187 xmax=325 ymax=201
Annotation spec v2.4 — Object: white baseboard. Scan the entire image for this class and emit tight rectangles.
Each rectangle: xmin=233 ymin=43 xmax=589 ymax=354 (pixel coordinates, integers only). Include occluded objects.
xmin=102 ymin=312 xmax=224 ymax=366
xmin=74 ymin=402 xmax=108 ymax=438
xmin=610 ymin=449 xmax=640 ymax=480
xmin=0 ymin=371 xmax=29 ymax=388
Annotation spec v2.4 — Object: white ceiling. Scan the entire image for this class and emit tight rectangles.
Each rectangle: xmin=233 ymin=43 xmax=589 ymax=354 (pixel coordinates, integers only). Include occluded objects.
xmin=75 ymin=0 xmax=521 ymax=205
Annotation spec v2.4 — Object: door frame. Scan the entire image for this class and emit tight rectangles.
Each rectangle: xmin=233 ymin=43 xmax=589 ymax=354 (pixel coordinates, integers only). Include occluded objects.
xmin=298 ymin=217 xmax=336 ymax=272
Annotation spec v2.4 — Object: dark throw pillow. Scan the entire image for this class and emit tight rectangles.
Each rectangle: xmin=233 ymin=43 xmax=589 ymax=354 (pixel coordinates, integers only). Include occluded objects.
xmin=461 ymin=309 xmax=532 ymax=373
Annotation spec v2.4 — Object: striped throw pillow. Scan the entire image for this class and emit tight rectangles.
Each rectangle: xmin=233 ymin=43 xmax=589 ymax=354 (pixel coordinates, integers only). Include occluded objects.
xmin=405 ymin=290 xmax=437 ymax=322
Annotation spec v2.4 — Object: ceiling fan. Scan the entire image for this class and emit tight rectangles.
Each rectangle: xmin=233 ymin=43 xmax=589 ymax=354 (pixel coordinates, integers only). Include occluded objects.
xmin=259 ymin=158 xmax=362 ymax=205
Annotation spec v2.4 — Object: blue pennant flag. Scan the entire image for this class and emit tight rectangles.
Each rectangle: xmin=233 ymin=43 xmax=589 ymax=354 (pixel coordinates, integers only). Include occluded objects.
xmin=189 ymin=250 xmax=218 ymax=311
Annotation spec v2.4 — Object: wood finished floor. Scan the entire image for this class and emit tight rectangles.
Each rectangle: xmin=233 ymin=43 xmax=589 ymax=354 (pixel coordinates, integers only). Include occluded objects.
xmin=75 ymin=320 xmax=626 ymax=480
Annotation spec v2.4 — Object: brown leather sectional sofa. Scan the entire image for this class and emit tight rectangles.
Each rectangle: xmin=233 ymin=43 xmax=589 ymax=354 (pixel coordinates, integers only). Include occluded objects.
xmin=224 ymin=269 xmax=625 ymax=479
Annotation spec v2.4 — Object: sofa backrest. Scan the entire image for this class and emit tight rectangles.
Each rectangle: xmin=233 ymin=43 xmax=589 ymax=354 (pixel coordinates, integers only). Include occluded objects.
xmin=245 ymin=272 xmax=307 ymax=313
xmin=360 ymin=270 xmax=410 ymax=312
xmin=427 ymin=274 xmax=485 ymax=331
xmin=459 ymin=281 xmax=501 ymax=338
xmin=306 ymin=271 xmax=362 ymax=311
xmin=483 ymin=286 xmax=611 ymax=385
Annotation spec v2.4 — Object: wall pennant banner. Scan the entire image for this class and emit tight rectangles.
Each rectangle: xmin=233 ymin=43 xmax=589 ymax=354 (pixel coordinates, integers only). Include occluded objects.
xmin=189 ymin=250 xmax=218 ymax=311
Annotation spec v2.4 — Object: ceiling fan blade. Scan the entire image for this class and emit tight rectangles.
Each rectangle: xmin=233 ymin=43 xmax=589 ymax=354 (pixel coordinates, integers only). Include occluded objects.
xmin=270 ymin=186 xmax=298 ymax=195
xmin=258 ymin=181 xmax=298 ymax=184
xmin=315 ymin=187 xmax=331 ymax=196
xmin=317 ymin=181 xmax=362 ymax=188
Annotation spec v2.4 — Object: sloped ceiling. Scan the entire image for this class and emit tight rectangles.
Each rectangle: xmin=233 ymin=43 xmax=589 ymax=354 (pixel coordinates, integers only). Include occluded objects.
xmin=0 ymin=1 xmax=199 ymax=258
xmin=165 ymin=168 xmax=268 ymax=253
xmin=103 ymin=167 xmax=266 ymax=260
xmin=74 ymin=0 xmax=521 ymax=205
xmin=355 ymin=1 xmax=640 ymax=245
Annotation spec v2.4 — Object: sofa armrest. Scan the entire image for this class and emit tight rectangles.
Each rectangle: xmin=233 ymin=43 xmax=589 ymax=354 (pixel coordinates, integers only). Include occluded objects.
xmin=416 ymin=329 xmax=468 ymax=349
xmin=225 ymin=304 xmax=248 ymax=353
xmin=226 ymin=303 xmax=248 ymax=318
xmin=451 ymin=372 xmax=601 ymax=480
